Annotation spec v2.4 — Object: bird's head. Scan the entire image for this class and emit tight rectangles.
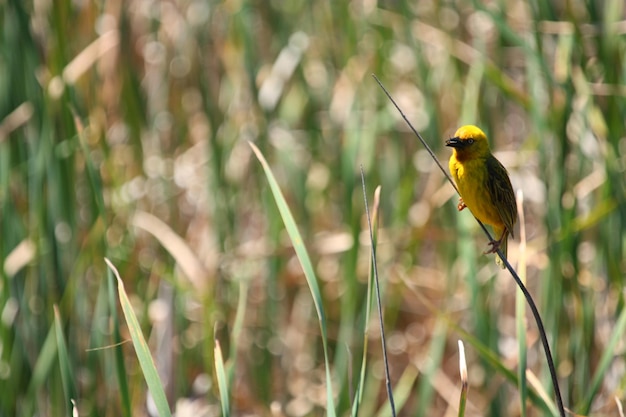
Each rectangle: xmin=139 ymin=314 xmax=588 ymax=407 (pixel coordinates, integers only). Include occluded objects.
xmin=445 ymin=125 xmax=491 ymax=160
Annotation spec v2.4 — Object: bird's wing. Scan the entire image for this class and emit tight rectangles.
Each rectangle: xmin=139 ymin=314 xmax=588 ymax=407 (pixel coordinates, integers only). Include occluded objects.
xmin=486 ymin=156 xmax=518 ymax=238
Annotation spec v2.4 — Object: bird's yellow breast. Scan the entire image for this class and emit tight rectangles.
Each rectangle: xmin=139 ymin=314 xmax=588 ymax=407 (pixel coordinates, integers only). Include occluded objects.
xmin=449 ymin=155 xmax=504 ymax=229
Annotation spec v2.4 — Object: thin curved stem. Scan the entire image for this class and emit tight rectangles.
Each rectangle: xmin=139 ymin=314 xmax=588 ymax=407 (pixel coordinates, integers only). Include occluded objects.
xmin=361 ymin=166 xmax=396 ymax=417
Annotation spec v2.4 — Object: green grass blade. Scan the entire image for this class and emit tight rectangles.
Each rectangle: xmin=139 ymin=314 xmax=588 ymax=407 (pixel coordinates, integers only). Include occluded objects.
xmin=578 ymin=298 xmax=626 ymax=415
xmin=214 ymin=336 xmax=230 ymax=417
xmin=249 ymin=142 xmax=336 ymax=417
xmin=54 ymin=305 xmax=77 ymax=412
xmin=106 ymin=264 xmax=132 ymax=417
xmin=228 ymin=281 xmax=248 ymax=386
xmin=24 ymin=324 xmax=58 ymax=416
xmin=105 ymin=258 xmax=172 ymax=417
xmin=351 ymin=186 xmax=381 ymax=417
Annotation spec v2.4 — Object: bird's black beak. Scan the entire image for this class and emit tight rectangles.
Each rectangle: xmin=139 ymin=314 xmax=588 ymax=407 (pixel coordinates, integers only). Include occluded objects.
xmin=445 ymin=137 xmax=462 ymax=148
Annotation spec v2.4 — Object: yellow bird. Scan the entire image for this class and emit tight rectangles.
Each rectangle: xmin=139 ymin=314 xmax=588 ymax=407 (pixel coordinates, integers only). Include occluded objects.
xmin=446 ymin=125 xmax=517 ymax=268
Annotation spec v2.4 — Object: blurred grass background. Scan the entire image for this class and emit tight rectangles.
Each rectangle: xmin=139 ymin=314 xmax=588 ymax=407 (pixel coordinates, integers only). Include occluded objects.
xmin=1 ymin=0 xmax=625 ymax=416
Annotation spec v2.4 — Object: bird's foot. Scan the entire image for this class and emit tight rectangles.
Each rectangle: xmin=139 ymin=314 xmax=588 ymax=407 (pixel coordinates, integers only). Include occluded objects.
xmin=457 ymin=198 xmax=467 ymax=211
xmin=484 ymin=239 xmax=502 ymax=254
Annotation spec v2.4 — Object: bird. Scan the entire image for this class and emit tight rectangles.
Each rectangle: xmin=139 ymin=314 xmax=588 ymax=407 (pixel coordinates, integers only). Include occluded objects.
xmin=446 ymin=125 xmax=517 ymax=268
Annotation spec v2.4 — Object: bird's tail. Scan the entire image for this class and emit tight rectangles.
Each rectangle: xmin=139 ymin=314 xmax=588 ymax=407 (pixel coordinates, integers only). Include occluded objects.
xmin=495 ymin=234 xmax=508 ymax=269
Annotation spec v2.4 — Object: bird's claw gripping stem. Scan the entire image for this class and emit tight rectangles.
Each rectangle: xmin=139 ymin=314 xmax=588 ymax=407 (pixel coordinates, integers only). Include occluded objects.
xmin=484 ymin=239 xmax=501 ymax=254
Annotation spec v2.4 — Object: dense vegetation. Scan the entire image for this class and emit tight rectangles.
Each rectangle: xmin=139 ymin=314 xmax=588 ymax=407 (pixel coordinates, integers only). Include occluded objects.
xmin=1 ymin=1 xmax=625 ymax=416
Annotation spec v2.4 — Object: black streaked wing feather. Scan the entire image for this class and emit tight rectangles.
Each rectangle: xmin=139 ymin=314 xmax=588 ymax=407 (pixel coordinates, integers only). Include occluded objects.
xmin=485 ymin=155 xmax=517 ymax=238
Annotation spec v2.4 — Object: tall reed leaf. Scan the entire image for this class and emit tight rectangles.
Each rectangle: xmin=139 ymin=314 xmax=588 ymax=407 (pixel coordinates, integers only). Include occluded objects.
xmin=579 ymin=300 xmax=626 ymax=415
xmin=214 ymin=337 xmax=230 ymax=417
xmin=54 ymin=305 xmax=77 ymax=412
xmin=249 ymin=142 xmax=337 ymax=417
xmin=105 ymin=258 xmax=172 ymax=417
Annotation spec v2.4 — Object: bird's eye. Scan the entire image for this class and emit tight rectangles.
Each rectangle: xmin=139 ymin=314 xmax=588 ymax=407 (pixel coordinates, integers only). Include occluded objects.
xmin=467 ymin=139 xmax=474 ymax=144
